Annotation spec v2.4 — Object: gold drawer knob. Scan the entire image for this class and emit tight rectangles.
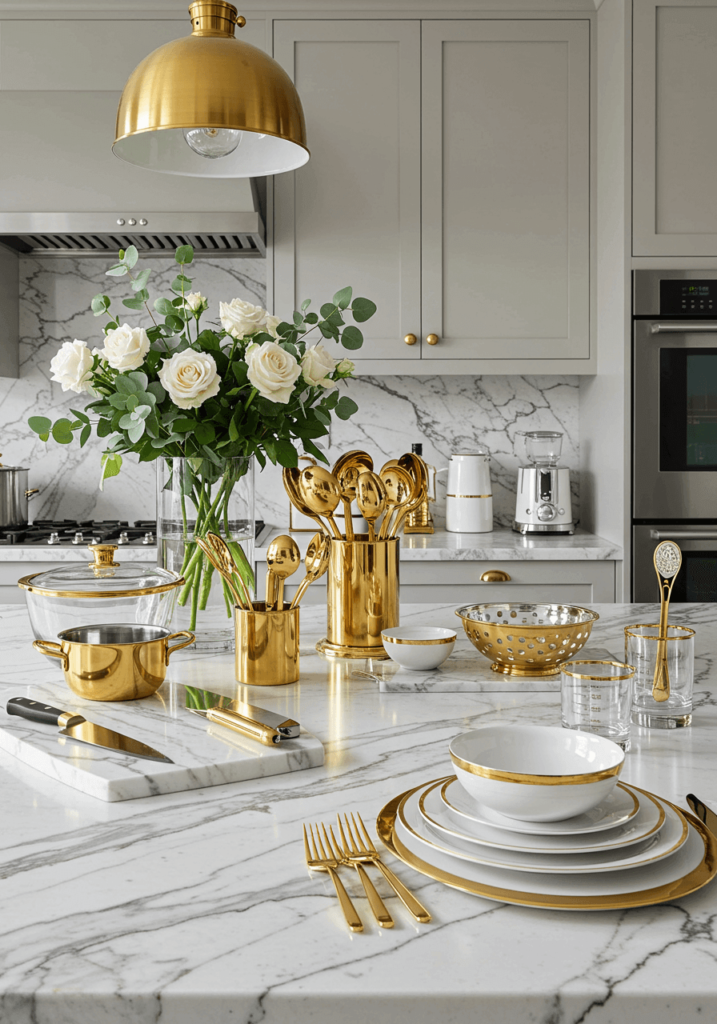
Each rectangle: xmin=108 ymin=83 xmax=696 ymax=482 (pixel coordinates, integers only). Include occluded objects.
xmin=426 ymin=333 xmax=439 ymax=346
xmin=404 ymin=333 xmax=417 ymax=346
xmin=480 ymin=570 xmax=511 ymax=583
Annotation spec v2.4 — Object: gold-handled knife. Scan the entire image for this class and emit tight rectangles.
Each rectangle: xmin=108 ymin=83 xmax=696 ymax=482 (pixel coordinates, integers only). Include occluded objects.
xmin=6 ymin=698 xmax=173 ymax=763
xmin=686 ymin=794 xmax=717 ymax=835
xmin=185 ymin=686 xmax=299 ymax=747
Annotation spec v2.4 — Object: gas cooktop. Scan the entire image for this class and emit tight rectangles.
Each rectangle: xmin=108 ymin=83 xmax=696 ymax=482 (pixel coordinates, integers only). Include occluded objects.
xmin=0 ymin=519 xmax=266 ymax=547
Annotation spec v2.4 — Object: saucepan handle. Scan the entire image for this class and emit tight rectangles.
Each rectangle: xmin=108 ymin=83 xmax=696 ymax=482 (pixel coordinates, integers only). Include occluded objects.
xmin=32 ymin=639 xmax=69 ymax=670
xmin=165 ymin=631 xmax=195 ymax=665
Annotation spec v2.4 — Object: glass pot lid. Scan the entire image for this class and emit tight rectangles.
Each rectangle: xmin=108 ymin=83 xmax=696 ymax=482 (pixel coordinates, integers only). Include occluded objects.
xmin=18 ymin=544 xmax=183 ymax=598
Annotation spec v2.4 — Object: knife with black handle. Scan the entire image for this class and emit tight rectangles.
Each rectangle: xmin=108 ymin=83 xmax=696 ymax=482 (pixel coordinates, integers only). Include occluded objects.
xmin=6 ymin=697 xmax=173 ymax=764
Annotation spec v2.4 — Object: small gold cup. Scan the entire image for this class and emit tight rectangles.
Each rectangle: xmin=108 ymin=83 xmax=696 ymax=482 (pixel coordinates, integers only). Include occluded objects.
xmin=317 ymin=536 xmax=400 ymax=659
xmin=234 ymin=602 xmax=300 ymax=686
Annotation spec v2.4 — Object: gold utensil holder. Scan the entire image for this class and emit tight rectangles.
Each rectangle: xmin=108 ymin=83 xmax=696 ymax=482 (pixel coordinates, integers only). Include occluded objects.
xmin=235 ymin=602 xmax=300 ymax=686
xmin=317 ymin=536 xmax=399 ymax=659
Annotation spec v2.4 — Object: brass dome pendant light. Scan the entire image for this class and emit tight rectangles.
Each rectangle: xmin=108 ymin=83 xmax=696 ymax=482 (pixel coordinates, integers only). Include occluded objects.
xmin=113 ymin=0 xmax=309 ymax=177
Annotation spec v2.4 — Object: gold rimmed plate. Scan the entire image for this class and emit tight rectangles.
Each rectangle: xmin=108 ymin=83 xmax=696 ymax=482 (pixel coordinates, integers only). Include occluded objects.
xmin=429 ymin=779 xmax=664 ymax=854
xmin=406 ymin=779 xmax=687 ymax=874
xmin=377 ymin=780 xmax=717 ymax=911
xmin=441 ymin=776 xmax=640 ymax=835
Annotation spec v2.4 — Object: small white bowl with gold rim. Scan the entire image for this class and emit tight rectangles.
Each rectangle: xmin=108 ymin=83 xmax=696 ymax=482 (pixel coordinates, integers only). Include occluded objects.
xmin=381 ymin=626 xmax=456 ymax=671
xmin=450 ymin=724 xmax=625 ymax=822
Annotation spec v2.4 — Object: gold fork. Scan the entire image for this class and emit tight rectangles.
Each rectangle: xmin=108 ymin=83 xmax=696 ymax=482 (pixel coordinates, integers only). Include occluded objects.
xmin=303 ymin=823 xmax=363 ymax=932
xmin=338 ymin=812 xmax=431 ymax=923
xmin=332 ymin=822 xmax=394 ymax=928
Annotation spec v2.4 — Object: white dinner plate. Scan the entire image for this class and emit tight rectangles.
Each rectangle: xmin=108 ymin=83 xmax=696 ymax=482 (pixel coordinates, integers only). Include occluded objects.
xmin=401 ymin=779 xmax=688 ymax=873
xmin=377 ymin=781 xmax=717 ymax=910
xmin=421 ymin=779 xmax=665 ymax=854
xmin=442 ymin=776 xmax=640 ymax=835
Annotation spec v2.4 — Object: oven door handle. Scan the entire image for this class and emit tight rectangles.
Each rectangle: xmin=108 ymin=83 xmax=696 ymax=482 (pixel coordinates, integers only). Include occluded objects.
xmin=650 ymin=530 xmax=717 ymax=540
xmin=650 ymin=322 xmax=717 ymax=333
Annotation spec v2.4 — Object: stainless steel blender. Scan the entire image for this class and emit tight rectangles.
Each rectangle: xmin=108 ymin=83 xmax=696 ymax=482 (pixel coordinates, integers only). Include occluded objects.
xmin=513 ymin=431 xmax=574 ymax=534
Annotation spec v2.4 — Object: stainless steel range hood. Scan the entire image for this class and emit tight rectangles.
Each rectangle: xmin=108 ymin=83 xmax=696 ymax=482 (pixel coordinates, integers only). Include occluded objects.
xmin=0 ymin=182 xmax=266 ymax=259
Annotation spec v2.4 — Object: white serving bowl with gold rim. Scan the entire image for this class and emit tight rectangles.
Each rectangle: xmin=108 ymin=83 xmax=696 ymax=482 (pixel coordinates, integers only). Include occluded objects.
xmin=381 ymin=626 xmax=456 ymax=671
xmin=449 ymin=725 xmax=625 ymax=822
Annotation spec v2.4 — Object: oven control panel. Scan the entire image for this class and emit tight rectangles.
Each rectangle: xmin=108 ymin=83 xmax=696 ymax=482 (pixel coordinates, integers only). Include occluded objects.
xmin=660 ymin=279 xmax=717 ymax=315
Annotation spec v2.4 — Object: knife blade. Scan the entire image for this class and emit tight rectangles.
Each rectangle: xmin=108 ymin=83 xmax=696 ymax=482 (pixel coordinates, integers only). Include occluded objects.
xmin=184 ymin=686 xmax=300 ymax=746
xmin=686 ymin=793 xmax=717 ymax=836
xmin=6 ymin=697 xmax=173 ymax=764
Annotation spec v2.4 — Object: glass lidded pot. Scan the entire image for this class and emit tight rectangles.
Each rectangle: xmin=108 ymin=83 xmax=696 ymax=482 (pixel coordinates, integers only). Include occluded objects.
xmin=18 ymin=544 xmax=183 ymax=643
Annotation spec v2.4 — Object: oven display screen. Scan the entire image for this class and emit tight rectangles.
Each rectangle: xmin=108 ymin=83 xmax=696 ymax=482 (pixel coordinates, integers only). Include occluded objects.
xmin=660 ymin=279 xmax=717 ymax=314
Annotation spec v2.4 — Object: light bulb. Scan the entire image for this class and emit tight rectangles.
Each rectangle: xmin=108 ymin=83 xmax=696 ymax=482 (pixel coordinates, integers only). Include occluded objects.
xmin=183 ymin=127 xmax=242 ymax=159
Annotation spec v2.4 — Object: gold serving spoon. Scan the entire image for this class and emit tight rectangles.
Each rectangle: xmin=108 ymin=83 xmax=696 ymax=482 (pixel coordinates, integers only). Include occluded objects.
xmin=652 ymin=540 xmax=682 ymax=702
xmin=290 ymin=533 xmax=331 ymax=608
xmin=200 ymin=533 xmax=253 ymax=611
xmin=389 ymin=452 xmax=428 ymax=537
xmin=265 ymin=534 xmax=301 ymax=611
xmin=283 ymin=467 xmax=330 ymax=538
xmin=297 ymin=465 xmax=343 ymax=540
xmin=356 ymin=471 xmax=387 ymax=542
xmin=332 ymin=450 xmax=373 ymax=541
xmin=378 ymin=463 xmax=414 ymax=540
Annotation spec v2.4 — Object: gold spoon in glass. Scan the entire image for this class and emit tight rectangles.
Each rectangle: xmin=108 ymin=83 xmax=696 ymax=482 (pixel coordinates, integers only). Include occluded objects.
xmin=290 ymin=533 xmax=331 ymax=608
xmin=298 ymin=466 xmax=343 ymax=540
xmin=356 ymin=471 xmax=387 ymax=542
xmin=265 ymin=534 xmax=301 ymax=611
xmin=652 ymin=540 xmax=682 ymax=703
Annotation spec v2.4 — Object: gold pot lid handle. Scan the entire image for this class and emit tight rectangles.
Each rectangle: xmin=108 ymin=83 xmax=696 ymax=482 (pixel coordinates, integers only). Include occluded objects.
xmin=88 ymin=543 xmax=120 ymax=569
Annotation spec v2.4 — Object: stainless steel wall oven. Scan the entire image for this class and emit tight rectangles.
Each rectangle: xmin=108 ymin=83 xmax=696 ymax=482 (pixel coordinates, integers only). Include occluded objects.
xmin=633 ymin=270 xmax=717 ymax=601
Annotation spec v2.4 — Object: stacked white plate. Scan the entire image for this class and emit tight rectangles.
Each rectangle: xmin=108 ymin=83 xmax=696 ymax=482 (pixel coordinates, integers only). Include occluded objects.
xmin=377 ymin=777 xmax=717 ymax=910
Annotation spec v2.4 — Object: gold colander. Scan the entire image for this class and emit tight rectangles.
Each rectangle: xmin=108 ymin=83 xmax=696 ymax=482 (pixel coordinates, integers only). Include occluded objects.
xmin=455 ymin=603 xmax=600 ymax=677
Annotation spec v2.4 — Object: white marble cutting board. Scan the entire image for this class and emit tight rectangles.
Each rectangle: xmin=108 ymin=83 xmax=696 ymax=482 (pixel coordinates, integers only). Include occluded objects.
xmin=0 ymin=679 xmax=324 ymax=802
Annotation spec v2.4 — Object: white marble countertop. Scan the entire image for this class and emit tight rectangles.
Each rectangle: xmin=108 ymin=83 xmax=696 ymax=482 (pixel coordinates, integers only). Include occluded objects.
xmin=0 ymin=601 xmax=713 ymax=1023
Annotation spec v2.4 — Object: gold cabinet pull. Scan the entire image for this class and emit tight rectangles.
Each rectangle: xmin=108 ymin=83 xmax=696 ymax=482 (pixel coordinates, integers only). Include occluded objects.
xmin=480 ymin=570 xmax=511 ymax=583
xmin=404 ymin=333 xmax=417 ymax=346
xmin=426 ymin=334 xmax=439 ymax=345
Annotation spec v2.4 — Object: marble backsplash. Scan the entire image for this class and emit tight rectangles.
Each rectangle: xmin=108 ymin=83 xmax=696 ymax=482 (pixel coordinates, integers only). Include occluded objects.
xmin=0 ymin=256 xmax=579 ymax=529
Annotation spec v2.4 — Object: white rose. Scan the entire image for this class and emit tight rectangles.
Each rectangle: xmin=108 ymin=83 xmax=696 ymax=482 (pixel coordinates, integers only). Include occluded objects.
xmin=49 ymin=340 xmax=94 ymax=394
xmin=96 ymin=323 xmax=150 ymax=372
xmin=301 ymin=343 xmax=337 ymax=388
xmin=158 ymin=350 xmax=221 ymax=410
xmin=219 ymin=298 xmax=272 ymax=339
xmin=246 ymin=341 xmax=301 ymax=404
xmin=185 ymin=292 xmax=206 ymax=312
xmin=336 ymin=358 xmax=355 ymax=375
xmin=264 ymin=313 xmax=281 ymax=339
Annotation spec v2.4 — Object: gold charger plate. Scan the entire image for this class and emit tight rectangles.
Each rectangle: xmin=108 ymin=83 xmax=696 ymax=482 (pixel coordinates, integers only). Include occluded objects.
xmin=377 ymin=780 xmax=717 ymax=911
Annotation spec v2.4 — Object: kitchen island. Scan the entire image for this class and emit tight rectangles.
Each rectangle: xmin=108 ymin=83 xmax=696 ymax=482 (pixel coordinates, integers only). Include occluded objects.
xmin=0 ymin=602 xmax=715 ymax=1024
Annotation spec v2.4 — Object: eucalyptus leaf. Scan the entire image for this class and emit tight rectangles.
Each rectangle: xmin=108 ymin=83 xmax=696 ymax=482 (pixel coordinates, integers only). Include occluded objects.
xmin=333 ymin=286 xmax=352 ymax=309
xmin=154 ymin=297 xmax=175 ymax=316
xmin=127 ymin=421 xmax=145 ymax=444
xmin=122 ymin=296 xmax=146 ymax=311
xmin=335 ymin=396 xmax=359 ymax=420
xmin=122 ymin=245 xmax=139 ymax=269
xmin=351 ymin=297 xmax=377 ymax=322
xmin=99 ymin=452 xmax=123 ymax=489
xmin=106 ymin=265 xmax=128 ymax=277
xmin=301 ymin=298 xmax=311 ymax=311
xmin=131 ymin=269 xmax=151 ymax=292
xmin=28 ymin=416 xmax=52 ymax=435
xmin=340 ymin=325 xmax=363 ymax=350
xmin=175 ymin=245 xmax=194 ymax=265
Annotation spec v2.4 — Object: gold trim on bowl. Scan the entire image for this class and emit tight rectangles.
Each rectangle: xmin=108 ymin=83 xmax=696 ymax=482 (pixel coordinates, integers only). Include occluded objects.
xmin=561 ymin=660 xmax=636 ymax=682
xmin=376 ymin=781 xmax=717 ymax=910
xmin=17 ymin=573 xmax=184 ymax=599
xmin=381 ymin=634 xmax=456 ymax=646
xmin=449 ymin=751 xmax=623 ymax=786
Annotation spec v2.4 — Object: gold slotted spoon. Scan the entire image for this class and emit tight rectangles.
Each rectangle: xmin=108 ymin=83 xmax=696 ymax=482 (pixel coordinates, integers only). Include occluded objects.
xmin=652 ymin=540 xmax=682 ymax=702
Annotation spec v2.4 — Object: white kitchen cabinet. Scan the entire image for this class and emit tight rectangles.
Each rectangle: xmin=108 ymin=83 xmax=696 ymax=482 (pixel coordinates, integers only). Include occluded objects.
xmin=633 ymin=0 xmax=717 ymax=256
xmin=273 ymin=17 xmax=592 ymax=373
xmin=0 ymin=16 xmax=267 ymax=214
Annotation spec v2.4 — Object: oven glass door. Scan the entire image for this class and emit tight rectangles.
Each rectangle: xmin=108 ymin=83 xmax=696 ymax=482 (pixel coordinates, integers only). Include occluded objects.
xmin=634 ymin=322 xmax=717 ymax=519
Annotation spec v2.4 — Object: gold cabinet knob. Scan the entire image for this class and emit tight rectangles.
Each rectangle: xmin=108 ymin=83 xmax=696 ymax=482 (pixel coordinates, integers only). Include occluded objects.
xmin=480 ymin=570 xmax=511 ymax=583
xmin=426 ymin=333 xmax=439 ymax=346
xmin=404 ymin=333 xmax=417 ymax=346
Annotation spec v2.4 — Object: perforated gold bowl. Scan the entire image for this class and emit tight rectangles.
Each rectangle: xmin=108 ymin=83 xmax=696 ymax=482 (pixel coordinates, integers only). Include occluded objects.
xmin=455 ymin=603 xmax=600 ymax=677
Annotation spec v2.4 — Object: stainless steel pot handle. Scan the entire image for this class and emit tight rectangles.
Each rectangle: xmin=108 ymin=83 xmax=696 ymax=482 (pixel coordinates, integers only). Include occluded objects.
xmin=25 ymin=488 xmax=39 ymax=499
xmin=650 ymin=322 xmax=717 ymax=333
xmin=650 ymin=530 xmax=717 ymax=540
xmin=32 ymin=639 xmax=69 ymax=670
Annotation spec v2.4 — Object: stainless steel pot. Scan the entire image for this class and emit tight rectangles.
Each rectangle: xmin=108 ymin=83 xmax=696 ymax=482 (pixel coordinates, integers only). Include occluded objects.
xmin=0 ymin=457 xmax=39 ymax=527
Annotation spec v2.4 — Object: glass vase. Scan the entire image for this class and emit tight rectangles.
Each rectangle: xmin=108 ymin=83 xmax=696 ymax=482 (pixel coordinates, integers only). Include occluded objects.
xmin=157 ymin=456 xmax=255 ymax=653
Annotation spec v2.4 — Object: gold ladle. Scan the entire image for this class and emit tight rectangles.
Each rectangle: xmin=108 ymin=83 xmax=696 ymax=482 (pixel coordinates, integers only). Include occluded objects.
xmin=283 ymin=467 xmax=330 ymax=538
xmin=290 ymin=533 xmax=330 ymax=608
xmin=265 ymin=534 xmax=301 ymax=611
xmin=378 ymin=464 xmax=414 ymax=540
xmin=356 ymin=471 xmax=387 ymax=542
xmin=652 ymin=540 xmax=682 ymax=702
xmin=332 ymin=450 xmax=373 ymax=541
xmin=298 ymin=466 xmax=343 ymax=540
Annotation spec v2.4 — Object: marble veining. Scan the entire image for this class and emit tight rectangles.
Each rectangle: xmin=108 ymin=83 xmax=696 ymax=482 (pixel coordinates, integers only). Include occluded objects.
xmin=0 ymin=257 xmax=580 ymax=530
xmin=0 ymin=602 xmax=715 ymax=1023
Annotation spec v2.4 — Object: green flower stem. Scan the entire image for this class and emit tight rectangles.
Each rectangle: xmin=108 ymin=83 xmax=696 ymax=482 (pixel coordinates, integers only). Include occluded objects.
xmin=198 ymin=560 xmax=214 ymax=612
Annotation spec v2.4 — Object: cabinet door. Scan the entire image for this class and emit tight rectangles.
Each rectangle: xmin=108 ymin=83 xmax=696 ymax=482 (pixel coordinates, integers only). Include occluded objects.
xmin=273 ymin=21 xmax=421 ymax=362
xmin=633 ymin=0 xmax=717 ymax=256
xmin=421 ymin=21 xmax=591 ymax=363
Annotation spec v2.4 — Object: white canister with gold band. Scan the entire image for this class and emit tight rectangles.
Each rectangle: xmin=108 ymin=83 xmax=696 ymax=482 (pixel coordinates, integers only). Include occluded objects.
xmin=442 ymin=449 xmax=493 ymax=534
